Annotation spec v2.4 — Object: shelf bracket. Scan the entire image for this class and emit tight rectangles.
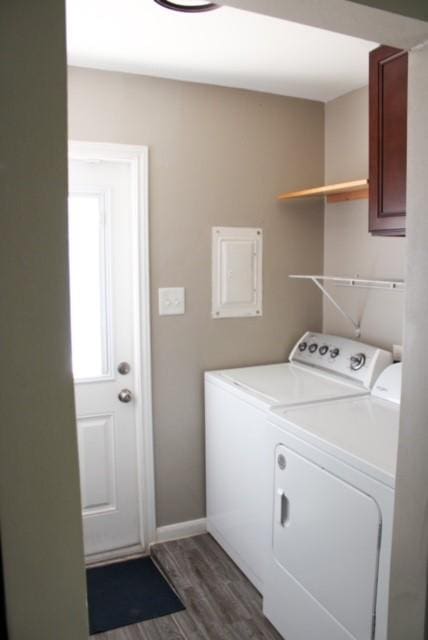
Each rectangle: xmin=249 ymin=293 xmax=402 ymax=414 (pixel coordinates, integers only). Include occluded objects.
xmin=289 ymin=274 xmax=404 ymax=338
xmin=304 ymin=276 xmax=361 ymax=338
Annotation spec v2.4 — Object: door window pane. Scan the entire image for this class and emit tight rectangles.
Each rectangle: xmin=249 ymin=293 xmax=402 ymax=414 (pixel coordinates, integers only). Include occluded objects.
xmin=68 ymin=193 xmax=110 ymax=380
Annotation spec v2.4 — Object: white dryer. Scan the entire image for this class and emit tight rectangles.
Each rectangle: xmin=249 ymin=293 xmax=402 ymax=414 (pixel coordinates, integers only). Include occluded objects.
xmin=264 ymin=364 xmax=402 ymax=640
xmin=205 ymin=332 xmax=392 ymax=592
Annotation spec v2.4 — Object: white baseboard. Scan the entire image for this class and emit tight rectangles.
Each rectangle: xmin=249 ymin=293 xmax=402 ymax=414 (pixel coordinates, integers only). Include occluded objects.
xmin=155 ymin=518 xmax=207 ymax=544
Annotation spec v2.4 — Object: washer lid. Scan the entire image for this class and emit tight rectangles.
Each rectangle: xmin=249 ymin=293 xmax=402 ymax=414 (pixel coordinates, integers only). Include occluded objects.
xmin=372 ymin=363 xmax=402 ymax=404
xmin=219 ymin=362 xmax=366 ymax=407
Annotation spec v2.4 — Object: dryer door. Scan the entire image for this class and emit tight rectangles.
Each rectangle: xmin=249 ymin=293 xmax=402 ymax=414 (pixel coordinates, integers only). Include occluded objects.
xmin=270 ymin=444 xmax=381 ymax=640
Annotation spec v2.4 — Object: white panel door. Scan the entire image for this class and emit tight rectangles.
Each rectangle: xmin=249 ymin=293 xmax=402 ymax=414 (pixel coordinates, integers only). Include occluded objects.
xmin=69 ymin=158 xmax=142 ymax=558
xmin=269 ymin=444 xmax=380 ymax=640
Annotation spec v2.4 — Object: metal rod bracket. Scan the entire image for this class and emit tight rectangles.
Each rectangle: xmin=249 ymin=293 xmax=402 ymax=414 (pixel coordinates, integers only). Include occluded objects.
xmin=309 ymin=277 xmax=361 ymax=338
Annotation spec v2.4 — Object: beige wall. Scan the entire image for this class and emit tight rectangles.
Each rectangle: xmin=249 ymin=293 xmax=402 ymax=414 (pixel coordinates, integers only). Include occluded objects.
xmin=389 ymin=43 xmax=428 ymax=640
xmin=323 ymin=86 xmax=406 ymax=351
xmin=68 ymin=67 xmax=325 ymax=526
xmin=0 ymin=2 xmax=88 ymax=639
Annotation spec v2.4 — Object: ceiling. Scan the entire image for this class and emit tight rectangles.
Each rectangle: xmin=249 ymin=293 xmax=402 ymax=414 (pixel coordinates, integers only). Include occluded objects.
xmin=66 ymin=0 xmax=377 ymax=103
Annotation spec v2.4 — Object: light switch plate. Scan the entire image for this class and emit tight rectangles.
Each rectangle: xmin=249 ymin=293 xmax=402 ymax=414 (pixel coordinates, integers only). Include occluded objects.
xmin=159 ymin=287 xmax=185 ymax=316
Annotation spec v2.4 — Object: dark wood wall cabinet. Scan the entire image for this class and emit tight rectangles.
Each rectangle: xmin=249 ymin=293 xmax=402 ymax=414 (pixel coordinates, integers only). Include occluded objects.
xmin=369 ymin=45 xmax=408 ymax=236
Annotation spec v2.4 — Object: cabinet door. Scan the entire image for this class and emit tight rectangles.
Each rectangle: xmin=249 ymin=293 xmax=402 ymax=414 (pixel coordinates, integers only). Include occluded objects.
xmin=369 ymin=45 xmax=408 ymax=236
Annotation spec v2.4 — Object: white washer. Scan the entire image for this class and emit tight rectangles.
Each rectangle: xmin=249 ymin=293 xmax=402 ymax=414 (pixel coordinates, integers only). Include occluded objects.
xmin=264 ymin=364 xmax=402 ymax=640
xmin=205 ymin=332 xmax=392 ymax=592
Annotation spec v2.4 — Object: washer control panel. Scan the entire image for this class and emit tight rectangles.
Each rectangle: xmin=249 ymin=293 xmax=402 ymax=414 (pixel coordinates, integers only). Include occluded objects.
xmin=289 ymin=332 xmax=392 ymax=388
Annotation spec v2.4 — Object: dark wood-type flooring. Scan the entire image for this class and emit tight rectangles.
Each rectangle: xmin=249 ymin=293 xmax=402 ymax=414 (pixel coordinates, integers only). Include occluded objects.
xmin=91 ymin=533 xmax=283 ymax=639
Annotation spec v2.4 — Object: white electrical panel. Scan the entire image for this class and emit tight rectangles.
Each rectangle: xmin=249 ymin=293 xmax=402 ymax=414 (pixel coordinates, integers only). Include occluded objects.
xmin=212 ymin=226 xmax=262 ymax=319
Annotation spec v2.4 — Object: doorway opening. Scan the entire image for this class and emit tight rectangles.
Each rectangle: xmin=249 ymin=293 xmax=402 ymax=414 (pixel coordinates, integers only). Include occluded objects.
xmin=68 ymin=141 xmax=155 ymax=564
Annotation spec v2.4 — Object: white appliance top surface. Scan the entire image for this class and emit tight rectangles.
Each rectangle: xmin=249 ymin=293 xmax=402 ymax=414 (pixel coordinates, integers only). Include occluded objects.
xmin=216 ymin=362 xmax=367 ymax=408
xmin=372 ymin=362 xmax=402 ymax=403
xmin=270 ymin=395 xmax=400 ymax=487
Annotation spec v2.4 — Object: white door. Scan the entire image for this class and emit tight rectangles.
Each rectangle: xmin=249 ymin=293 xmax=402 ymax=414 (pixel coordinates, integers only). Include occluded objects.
xmin=68 ymin=154 xmax=146 ymax=559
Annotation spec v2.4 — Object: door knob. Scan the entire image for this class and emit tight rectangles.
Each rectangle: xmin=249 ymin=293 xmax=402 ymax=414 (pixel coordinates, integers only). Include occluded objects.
xmin=118 ymin=389 xmax=133 ymax=403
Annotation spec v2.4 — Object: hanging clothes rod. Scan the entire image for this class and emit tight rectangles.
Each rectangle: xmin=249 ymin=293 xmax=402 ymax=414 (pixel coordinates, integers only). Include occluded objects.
xmin=289 ymin=275 xmax=405 ymax=290
xmin=289 ymin=275 xmax=405 ymax=338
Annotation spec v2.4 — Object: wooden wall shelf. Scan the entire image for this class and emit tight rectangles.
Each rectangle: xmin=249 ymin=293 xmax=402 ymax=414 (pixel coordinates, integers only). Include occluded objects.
xmin=278 ymin=179 xmax=369 ymax=204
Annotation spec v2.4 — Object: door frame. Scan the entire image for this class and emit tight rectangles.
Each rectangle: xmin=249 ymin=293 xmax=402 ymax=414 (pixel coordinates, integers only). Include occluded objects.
xmin=68 ymin=140 xmax=156 ymax=556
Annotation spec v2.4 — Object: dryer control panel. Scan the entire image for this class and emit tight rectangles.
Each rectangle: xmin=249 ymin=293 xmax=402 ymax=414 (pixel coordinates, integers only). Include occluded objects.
xmin=289 ymin=332 xmax=392 ymax=389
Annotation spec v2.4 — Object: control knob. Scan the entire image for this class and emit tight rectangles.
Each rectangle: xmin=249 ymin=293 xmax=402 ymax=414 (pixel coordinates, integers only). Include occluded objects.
xmin=350 ymin=353 xmax=366 ymax=371
xmin=319 ymin=345 xmax=329 ymax=356
xmin=308 ymin=343 xmax=318 ymax=353
xmin=330 ymin=347 xmax=340 ymax=359
xmin=298 ymin=342 xmax=307 ymax=352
